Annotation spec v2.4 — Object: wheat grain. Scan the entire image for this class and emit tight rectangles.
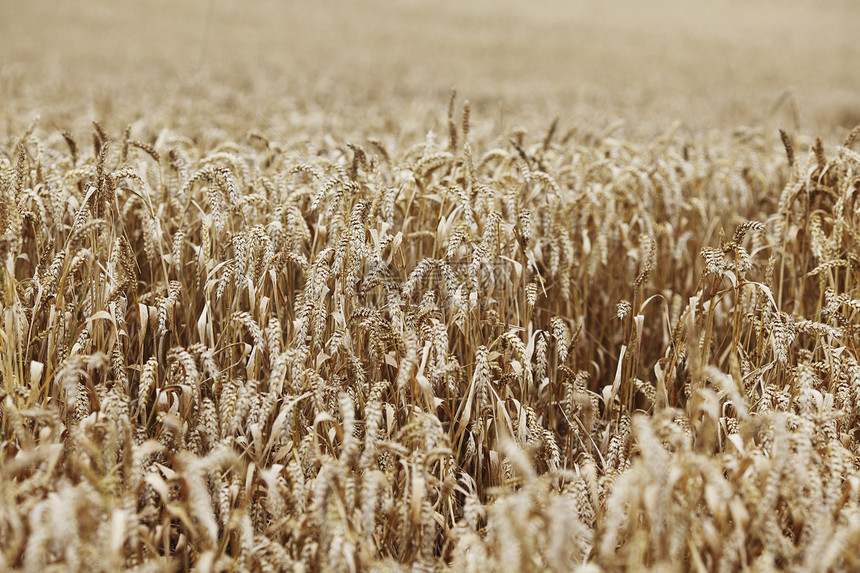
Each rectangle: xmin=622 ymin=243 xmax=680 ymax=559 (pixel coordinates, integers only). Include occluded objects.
xmin=3 ymin=89 xmax=860 ymax=573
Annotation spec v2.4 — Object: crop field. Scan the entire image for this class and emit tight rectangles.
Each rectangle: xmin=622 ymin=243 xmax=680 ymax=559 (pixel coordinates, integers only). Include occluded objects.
xmin=3 ymin=1 xmax=860 ymax=571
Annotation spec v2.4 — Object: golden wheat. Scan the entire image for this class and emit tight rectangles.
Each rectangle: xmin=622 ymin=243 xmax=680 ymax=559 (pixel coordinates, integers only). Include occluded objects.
xmin=2 ymin=90 xmax=860 ymax=572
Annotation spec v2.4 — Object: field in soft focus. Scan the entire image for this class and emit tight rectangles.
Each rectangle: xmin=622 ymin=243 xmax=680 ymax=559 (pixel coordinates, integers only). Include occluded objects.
xmin=4 ymin=0 xmax=860 ymax=134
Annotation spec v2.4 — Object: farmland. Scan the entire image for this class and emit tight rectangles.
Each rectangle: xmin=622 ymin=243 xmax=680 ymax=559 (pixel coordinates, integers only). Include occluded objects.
xmin=2 ymin=1 xmax=860 ymax=571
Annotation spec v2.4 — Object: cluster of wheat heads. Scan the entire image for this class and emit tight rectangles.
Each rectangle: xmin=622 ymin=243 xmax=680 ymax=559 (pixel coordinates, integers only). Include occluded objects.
xmin=1 ymin=103 xmax=860 ymax=571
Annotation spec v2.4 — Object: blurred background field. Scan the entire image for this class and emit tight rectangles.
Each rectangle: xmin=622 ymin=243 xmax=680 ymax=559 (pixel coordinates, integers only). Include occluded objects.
xmin=2 ymin=0 xmax=859 ymax=138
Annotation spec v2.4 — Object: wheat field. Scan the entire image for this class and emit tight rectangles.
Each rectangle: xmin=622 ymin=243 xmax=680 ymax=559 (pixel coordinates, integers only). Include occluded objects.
xmin=3 ymin=1 xmax=860 ymax=571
